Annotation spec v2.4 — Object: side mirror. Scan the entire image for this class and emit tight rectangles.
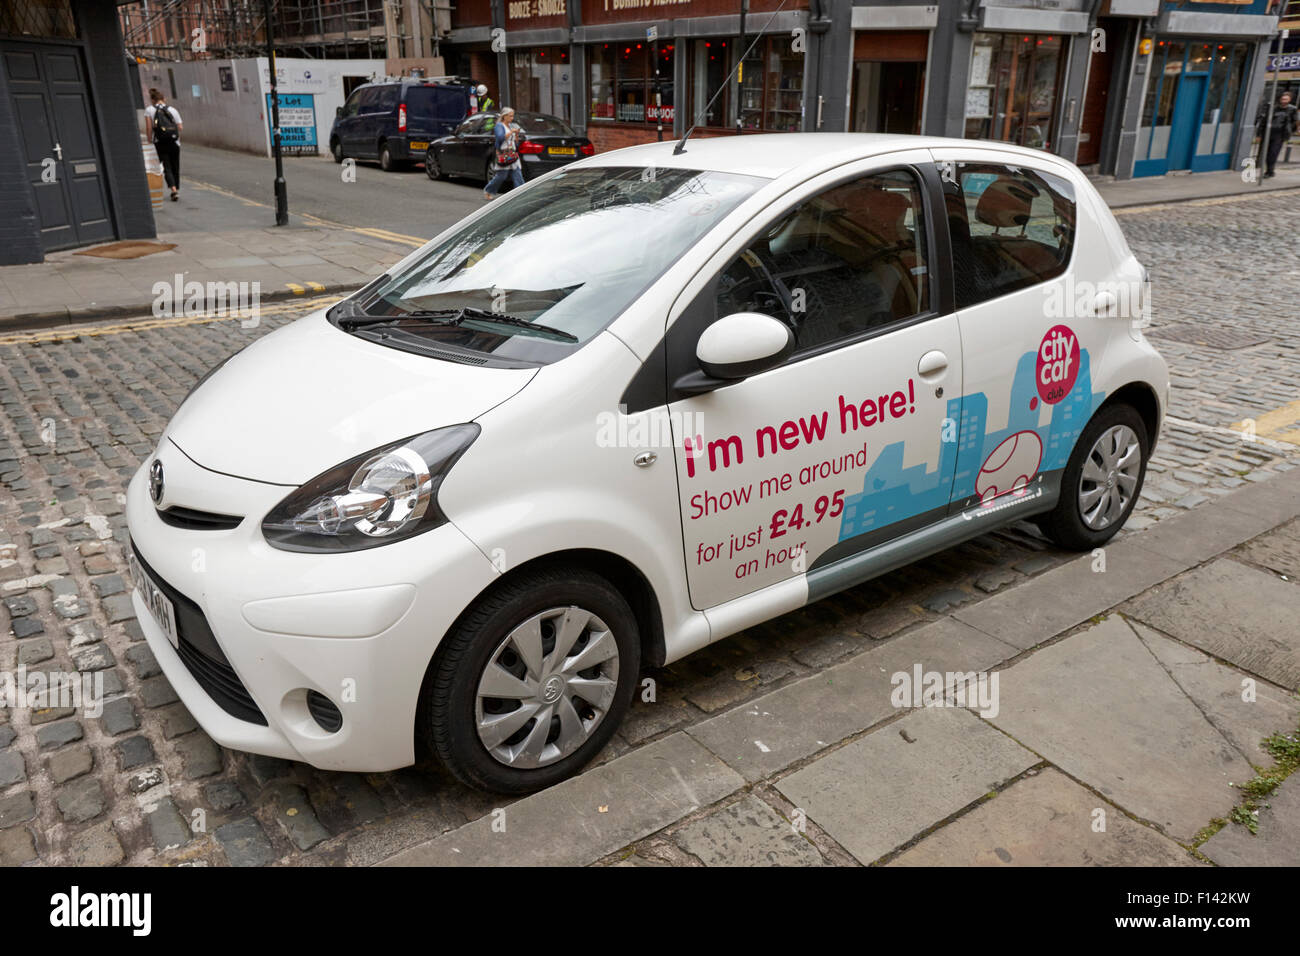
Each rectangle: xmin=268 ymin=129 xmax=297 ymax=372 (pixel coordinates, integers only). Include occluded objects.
xmin=335 ymin=106 xmax=343 ymax=117
xmin=682 ymin=312 xmax=794 ymax=393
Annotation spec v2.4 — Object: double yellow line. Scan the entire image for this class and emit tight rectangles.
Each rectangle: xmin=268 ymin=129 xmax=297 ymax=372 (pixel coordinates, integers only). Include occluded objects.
xmin=0 ymin=296 xmax=340 ymax=346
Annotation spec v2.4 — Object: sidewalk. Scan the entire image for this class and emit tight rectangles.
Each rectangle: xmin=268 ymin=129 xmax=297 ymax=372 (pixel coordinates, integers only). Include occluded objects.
xmin=377 ymin=468 xmax=1300 ymax=866
xmin=0 ymin=179 xmax=419 ymax=330
xmin=1092 ymin=161 xmax=1300 ymax=209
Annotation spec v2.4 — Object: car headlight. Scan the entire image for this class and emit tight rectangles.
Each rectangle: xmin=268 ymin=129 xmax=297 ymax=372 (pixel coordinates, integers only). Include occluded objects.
xmin=261 ymin=424 xmax=480 ymax=552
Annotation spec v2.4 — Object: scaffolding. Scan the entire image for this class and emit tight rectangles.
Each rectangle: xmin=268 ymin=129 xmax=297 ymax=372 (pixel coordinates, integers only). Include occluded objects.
xmin=119 ymin=0 xmax=406 ymax=62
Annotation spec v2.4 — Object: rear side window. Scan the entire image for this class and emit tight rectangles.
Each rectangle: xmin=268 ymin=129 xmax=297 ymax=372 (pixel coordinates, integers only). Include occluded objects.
xmin=943 ymin=162 xmax=1076 ymax=309
xmin=378 ymin=86 xmax=400 ymax=111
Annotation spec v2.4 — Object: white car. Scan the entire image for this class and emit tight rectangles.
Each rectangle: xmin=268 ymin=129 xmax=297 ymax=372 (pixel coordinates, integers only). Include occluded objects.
xmin=126 ymin=133 xmax=1167 ymax=793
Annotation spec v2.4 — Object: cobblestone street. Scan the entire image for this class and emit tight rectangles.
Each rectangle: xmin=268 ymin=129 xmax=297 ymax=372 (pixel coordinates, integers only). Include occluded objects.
xmin=1 ymin=189 xmax=1298 ymax=867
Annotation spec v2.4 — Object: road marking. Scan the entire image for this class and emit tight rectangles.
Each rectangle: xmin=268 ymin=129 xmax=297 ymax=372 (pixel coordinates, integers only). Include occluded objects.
xmin=1165 ymin=414 xmax=1296 ymax=452
xmin=188 ymin=179 xmax=426 ymax=248
xmin=1233 ymin=398 xmax=1300 ymax=447
xmin=286 ymin=282 xmax=306 ymax=295
xmin=0 ymin=297 xmax=339 ymax=346
xmin=305 ymin=281 xmax=325 ymax=292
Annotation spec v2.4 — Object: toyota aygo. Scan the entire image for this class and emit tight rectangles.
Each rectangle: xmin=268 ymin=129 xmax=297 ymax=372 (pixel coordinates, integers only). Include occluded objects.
xmin=126 ymin=133 xmax=1168 ymax=793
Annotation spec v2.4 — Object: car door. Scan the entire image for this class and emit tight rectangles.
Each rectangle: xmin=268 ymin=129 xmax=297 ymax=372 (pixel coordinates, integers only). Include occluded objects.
xmin=666 ymin=152 xmax=962 ymax=610
xmin=929 ymin=146 xmax=1118 ymax=516
xmin=336 ymin=89 xmax=363 ymax=151
xmin=344 ymin=87 xmax=377 ymax=154
xmin=443 ymin=115 xmax=482 ymax=174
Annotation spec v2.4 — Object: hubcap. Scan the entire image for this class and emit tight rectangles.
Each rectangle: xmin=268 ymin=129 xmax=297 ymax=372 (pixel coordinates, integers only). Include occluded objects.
xmin=1078 ymin=424 xmax=1141 ymax=531
xmin=475 ymin=606 xmax=619 ymax=769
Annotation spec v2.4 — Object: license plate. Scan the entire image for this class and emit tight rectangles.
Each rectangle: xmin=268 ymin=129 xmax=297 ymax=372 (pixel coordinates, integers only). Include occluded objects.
xmin=409 ymin=141 xmax=429 ymax=151
xmin=548 ymin=146 xmax=576 ymax=156
xmin=127 ymin=549 xmax=179 ymax=650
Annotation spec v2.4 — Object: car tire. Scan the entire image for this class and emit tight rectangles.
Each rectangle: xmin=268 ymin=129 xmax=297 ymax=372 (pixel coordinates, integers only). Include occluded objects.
xmin=331 ymin=139 xmax=344 ymax=164
xmin=379 ymin=142 xmax=394 ymax=171
xmin=423 ymin=567 xmax=640 ymax=794
xmin=1035 ymin=403 xmax=1149 ymax=551
xmin=425 ymin=152 xmax=443 ymax=180
xmin=484 ymin=158 xmax=495 ymax=186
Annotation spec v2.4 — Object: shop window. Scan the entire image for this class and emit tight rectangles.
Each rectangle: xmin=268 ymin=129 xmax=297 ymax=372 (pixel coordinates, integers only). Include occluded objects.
xmin=589 ymin=42 xmax=673 ymax=125
xmin=965 ymin=33 xmax=1065 ymax=150
xmin=1136 ymin=38 xmax=1247 ymax=172
xmin=689 ymin=39 xmax=733 ymax=128
xmin=943 ymin=163 xmax=1076 ymax=309
xmin=511 ymin=47 xmax=572 ymax=122
xmin=691 ymin=36 xmax=801 ymax=133
xmin=715 ymin=169 xmax=929 ymax=353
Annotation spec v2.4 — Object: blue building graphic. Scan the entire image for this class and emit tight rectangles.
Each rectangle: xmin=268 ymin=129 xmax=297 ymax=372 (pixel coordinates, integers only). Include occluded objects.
xmin=837 ymin=347 xmax=1105 ymax=541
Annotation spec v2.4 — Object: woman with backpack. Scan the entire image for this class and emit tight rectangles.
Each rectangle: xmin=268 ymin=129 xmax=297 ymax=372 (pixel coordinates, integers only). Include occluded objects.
xmin=144 ymin=88 xmax=183 ymax=201
xmin=483 ymin=107 xmax=524 ymax=201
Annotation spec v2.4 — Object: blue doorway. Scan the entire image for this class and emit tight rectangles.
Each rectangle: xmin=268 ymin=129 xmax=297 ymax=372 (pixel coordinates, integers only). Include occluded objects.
xmin=1167 ymin=73 xmax=1208 ymax=170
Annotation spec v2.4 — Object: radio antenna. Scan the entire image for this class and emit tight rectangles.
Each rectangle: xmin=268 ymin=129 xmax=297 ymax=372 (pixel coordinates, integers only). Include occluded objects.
xmin=673 ymin=0 xmax=793 ymax=155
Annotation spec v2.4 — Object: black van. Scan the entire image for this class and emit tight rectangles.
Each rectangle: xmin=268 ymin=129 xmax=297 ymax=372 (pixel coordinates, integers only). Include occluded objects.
xmin=330 ymin=79 xmax=474 ymax=171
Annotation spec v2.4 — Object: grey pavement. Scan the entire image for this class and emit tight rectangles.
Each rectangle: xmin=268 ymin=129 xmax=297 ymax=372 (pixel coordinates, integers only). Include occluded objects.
xmin=0 ymin=176 xmax=1299 ymax=867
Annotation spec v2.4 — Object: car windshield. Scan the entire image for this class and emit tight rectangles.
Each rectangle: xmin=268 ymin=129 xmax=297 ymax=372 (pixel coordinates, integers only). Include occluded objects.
xmin=344 ymin=166 xmax=765 ymax=363
xmin=516 ymin=112 xmax=576 ymax=136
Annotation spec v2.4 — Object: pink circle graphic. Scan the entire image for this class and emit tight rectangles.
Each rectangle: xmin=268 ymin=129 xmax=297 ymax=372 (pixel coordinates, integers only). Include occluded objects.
xmin=1035 ymin=324 xmax=1080 ymax=405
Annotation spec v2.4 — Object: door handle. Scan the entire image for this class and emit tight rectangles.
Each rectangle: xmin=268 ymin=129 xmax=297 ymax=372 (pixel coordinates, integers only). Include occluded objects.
xmin=917 ymin=350 xmax=948 ymax=378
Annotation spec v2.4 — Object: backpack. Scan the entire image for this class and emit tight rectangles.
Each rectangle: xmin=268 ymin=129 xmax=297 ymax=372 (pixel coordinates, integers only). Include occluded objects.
xmin=152 ymin=105 xmax=178 ymax=143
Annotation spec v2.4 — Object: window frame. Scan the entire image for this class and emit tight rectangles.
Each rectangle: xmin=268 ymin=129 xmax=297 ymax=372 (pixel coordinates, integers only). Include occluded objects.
xmin=940 ymin=157 xmax=1079 ymax=311
xmin=661 ymin=158 xmax=952 ymax=404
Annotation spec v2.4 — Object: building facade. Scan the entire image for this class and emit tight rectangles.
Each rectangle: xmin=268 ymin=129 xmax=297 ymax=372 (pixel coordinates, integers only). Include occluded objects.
xmin=1 ymin=0 xmax=155 ymax=265
xmin=439 ymin=0 xmax=1281 ymax=178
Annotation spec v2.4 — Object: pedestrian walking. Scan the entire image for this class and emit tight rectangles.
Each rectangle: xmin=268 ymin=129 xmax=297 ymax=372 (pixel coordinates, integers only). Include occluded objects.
xmin=144 ymin=88 xmax=183 ymax=201
xmin=483 ymin=107 xmax=524 ymax=201
xmin=1256 ymin=91 xmax=1298 ymax=179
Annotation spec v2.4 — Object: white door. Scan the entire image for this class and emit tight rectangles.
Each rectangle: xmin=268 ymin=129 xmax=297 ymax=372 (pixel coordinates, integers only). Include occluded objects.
xmin=666 ymin=155 xmax=963 ymax=610
xmin=929 ymin=147 xmax=1120 ymax=516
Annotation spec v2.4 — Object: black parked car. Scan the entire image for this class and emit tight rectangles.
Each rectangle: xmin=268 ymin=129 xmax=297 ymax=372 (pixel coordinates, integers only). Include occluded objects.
xmin=424 ymin=111 xmax=594 ymax=184
xmin=330 ymin=78 xmax=474 ymax=171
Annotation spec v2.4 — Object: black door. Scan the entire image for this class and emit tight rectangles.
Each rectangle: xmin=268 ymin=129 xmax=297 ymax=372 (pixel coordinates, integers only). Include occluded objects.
xmin=2 ymin=41 xmax=114 ymax=252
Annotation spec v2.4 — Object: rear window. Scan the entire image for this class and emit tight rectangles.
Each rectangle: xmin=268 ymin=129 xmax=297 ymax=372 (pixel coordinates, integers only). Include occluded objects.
xmin=943 ymin=162 xmax=1076 ymax=309
xmin=516 ymin=113 xmax=576 ymax=136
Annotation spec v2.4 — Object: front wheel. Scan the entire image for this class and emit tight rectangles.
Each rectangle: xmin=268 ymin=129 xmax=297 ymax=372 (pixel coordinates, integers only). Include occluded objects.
xmin=331 ymin=139 xmax=344 ymax=163
xmin=424 ymin=568 xmax=640 ymax=794
xmin=425 ymin=151 xmax=443 ymax=180
xmin=1035 ymin=403 xmax=1149 ymax=550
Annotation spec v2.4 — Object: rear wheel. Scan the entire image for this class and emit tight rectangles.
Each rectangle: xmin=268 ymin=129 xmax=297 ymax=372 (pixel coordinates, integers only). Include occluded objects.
xmin=379 ymin=142 xmax=395 ymax=171
xmin=1035 ymin=403 xmax=1149 ymax=550
xmin=424 ymin=568 xmax=639 ymax=794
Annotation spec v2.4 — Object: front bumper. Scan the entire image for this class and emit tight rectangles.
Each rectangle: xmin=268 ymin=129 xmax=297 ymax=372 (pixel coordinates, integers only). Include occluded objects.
xmin=125 ymin=440 xmax=499 ymax=772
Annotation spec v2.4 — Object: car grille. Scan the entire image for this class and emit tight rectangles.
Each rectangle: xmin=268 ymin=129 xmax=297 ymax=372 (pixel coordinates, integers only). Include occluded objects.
xmin=131 ymin=544 xmax=267 ymax=726
xmin=157 ymin=505 xmax=243 ymax=530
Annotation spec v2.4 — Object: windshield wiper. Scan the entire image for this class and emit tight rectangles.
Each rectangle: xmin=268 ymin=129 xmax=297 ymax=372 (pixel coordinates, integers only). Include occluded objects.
xmin=341 ymin=307 xmax=577 ymax=343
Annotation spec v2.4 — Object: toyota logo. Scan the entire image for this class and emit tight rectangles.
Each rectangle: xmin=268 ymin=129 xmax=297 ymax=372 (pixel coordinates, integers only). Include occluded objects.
xmin=148 ymin=460 xmax=165 ymax=505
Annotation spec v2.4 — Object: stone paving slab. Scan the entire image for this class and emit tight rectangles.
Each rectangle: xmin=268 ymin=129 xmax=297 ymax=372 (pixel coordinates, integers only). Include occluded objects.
xmin=1201 ymin=775 xmax=1300 ymax=867
xmin=379 ymin=732 xmax=744 ymax=867
xmin=1126 ymin=492 xmax=1290 ymax=568
xmin=776 ymin=706 xmax=1037 ymax=864
xmin=1123 ymin=558 xmax=1300 ymax=691
xmin=890 ymin=768 xmax=1201 ymax=866
xmin=1233 ymin=518 xmax=1300 ymax=581
xmin=1129 ymin=619 xmax=1300 ymax=768
xmin=670 ymin=794 xmax=826 ymax=866
xmin=986 ymin=616 xmax=1254 ymax=843
xmin=953 ymin=538 xmax=1185 ymax=651
xmin=686 ymin=618 xmax=1018 ymax=783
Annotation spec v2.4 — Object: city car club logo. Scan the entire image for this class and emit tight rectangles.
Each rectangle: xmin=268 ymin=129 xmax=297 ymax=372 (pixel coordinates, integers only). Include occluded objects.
xmin=148 ymin=460 xmax=165 ymax=505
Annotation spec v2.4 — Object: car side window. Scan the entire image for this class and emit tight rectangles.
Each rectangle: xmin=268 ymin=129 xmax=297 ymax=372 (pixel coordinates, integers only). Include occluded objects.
xmin=714 ymin=169 xmax=930 ymax=354
xmin=342 ymin=91 xmax=363 ymax=117
xmin=355 ymin=88 xmax=381 ymax=114
xmin=457 ymin=116 xmax=484 ymax=135
xmin=944 ymin=162 xmax=1076 ymax=309
xmin=379 ymin=86 xmax=400 ymax=111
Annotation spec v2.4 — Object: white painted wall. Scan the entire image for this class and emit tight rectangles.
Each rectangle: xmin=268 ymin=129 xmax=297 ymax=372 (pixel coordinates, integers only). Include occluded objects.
xmin=138 ymin=57 xmax=386 ymax=156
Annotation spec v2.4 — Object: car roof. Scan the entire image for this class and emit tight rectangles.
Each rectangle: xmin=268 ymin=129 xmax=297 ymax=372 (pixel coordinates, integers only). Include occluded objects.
xmin=574 ymin=133 xmax=1072 ymax=180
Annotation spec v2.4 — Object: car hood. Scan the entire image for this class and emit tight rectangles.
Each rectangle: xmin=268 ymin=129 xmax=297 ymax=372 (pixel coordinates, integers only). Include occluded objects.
xmin=165 ymin=311 xmax=535 ymax=485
